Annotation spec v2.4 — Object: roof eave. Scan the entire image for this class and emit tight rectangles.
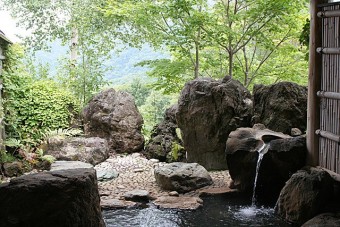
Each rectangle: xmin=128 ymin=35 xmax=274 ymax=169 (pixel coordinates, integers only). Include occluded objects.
xmin=0 ymin=34 xmax=13 ymax=44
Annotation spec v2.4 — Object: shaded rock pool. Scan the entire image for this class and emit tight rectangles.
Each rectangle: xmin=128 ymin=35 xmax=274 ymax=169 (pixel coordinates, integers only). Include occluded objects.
xmin=102 ymin=194 xmax=291 ymax=227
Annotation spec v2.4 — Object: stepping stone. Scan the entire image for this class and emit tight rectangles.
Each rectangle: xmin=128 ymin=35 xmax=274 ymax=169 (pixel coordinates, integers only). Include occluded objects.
xmin=124 ymin=189 xmax=150 ymax=202
xmin=96 ymin=169 xmax=119 ymax=181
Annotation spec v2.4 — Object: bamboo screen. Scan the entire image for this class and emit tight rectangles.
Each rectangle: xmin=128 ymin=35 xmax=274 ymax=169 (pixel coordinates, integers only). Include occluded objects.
xmin=318 ymin=3 xmax=340 ymax=174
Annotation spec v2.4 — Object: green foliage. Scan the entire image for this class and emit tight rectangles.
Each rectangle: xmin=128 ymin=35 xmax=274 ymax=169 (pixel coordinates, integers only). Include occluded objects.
xmin=103 ymin=0 xmax=309 ymax=89
xmin=125 ymin=78 xmax=151 ymax=107
xmin=299 ymin=19 xmax=310 ymax=48
xmin=56 ymin=56 xmax=109 ymax=106
xmin=40 ymin=155 xmax=56 ymax=164
xmin=175 ymin=128 xmax=182 ymax=141
xmin=139 ymin=90 xmax=177 ymax=140
xmin=0 ymin=150 xmax=16 ymax=163
xmin=42 ymin=128 xmax=83 ymax=141
xmin=8 ymin=79 xmax=79 ymax=142
xmin=2 ymin=45 xmax=80 ymax=144
xmin=170 ymin=142 xmax=184 ymax=161
xmin=137 ymin=58 xmax=192 ymax=94
xmin=1 ymin=0 xmax=114 ymax=106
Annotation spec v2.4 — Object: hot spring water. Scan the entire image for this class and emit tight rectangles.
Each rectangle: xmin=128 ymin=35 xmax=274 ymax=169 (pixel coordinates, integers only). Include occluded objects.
xmin=252 ymin=143 xmax=270 ymax=206
xmin=102 ymin=143 xmax=290 ymax=226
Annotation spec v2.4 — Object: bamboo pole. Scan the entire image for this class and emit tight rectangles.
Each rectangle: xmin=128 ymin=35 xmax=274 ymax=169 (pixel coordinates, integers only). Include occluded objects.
xmin=318 ymin=9 xmax=340 ymax=18
xmin=316 ymin=130 xmax=340 ymax=144
xmin=317 ymin=47 xmax=340 ymax=54
xmin=307 ymin=0 xmax=327 ymax=166
xmin=336 ymin=7 xmax=340 ymax=173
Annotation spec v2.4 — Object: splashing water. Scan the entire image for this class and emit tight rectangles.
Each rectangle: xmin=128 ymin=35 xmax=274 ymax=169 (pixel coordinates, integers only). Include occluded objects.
xmin=251 ymin=143 xmax=270 ymax=206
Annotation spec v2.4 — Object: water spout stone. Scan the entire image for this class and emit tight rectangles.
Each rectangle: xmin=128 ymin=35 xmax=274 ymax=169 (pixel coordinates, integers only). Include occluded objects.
xmin=226 ymin=127 xmax=306 ymax=203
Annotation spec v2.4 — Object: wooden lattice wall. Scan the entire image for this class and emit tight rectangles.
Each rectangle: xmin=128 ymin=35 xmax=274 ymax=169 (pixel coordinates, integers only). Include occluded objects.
xmin=308 ymin=0 xmax=340 ymax=174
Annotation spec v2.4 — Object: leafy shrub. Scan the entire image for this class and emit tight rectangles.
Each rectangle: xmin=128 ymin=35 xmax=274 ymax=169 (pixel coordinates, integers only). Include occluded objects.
xmin=2 ymin=44 xmax=80 ymax=144
xmin=7 ymin=79 xmax=79 ymax=142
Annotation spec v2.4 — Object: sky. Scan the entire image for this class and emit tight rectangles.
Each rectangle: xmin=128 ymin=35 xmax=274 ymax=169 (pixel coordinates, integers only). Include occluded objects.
xmin=0 ymin=10 xmax=28 ymax=43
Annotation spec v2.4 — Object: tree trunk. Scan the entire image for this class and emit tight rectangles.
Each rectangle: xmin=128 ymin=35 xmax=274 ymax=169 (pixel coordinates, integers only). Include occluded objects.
xmin=228 ymin=51 xmax=233 ymax=77
xmin=70 ymin=27 xmax=78 ymax=64
xmin=194 ymin=27 xmax=201 ymax=79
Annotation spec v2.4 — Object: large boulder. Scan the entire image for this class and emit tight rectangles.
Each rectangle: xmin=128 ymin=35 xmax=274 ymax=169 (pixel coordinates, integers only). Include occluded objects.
xmin=82 ymin=88 xmax=144 ymax=154
xmin=275 ymin=167 xmax=334 ymax=225
xmin=252 ymin=82 xmax=307 ymax=135
xmin=143 ymin=105 xmax=186 ymax=162
xmin=0 ymin=168 xmax=105 ymax=227
xmin=45 ymin=137 xmax=109 ymax=165
xmin=176 ymin=77 xmax=253 ymax=170
xmin=226 ymin=127 xmax=306 ymax=203
xmin=154 ymin=162 xmax=213 ymax=193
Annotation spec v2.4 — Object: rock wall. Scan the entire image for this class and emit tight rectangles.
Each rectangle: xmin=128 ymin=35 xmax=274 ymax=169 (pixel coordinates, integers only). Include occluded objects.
xmin=176 ymin=77 xmax=253 ymax=170
xmin=0 ymin=168 xmax=104 ymax=227
xmin=82 ymin=88 xmax=144 ymax=154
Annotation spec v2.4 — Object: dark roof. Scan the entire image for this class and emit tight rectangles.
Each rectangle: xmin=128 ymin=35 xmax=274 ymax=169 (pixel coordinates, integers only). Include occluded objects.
xmin=0 ymin=30 xmax=12 ymax=44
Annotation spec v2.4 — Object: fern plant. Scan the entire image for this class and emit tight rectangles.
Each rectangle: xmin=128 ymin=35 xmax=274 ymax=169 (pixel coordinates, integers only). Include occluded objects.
xmin=42 ymin=128 xmax=83 ymax=141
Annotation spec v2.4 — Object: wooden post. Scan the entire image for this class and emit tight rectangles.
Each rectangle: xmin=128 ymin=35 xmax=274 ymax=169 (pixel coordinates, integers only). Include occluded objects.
xmin=307 ymin=0 xmax=327 ymax=166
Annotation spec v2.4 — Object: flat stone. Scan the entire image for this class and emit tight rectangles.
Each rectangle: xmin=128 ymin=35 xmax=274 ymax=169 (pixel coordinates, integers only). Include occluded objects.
xmin=291 ymin=128 xmax=302 ymax=136
xmin=153 ymin=196 xmax=203 ymax=210
xmin=199 ymin=186 xmax=238 ymax=196
xmin=96 ymin=169 xmax=119 ymax=181
xmin=124 ymin=189 xmax=150 ymax=202
xmin=99 ymin=191 xmax=111 ymax=196
xmin=131 ymin=153 xmax=141 ymax=158
xmin=117 ymin=185 xmax=126 ymax=189
xmin=133 ymin=168 xmax=144 ymax=173
xmin=149 ymin=159 xmax=159 ymax=164
xmin=168 ymin=191 xmax=179 ymax=197
xmin=50 ymin=161 xmax=93 ymax=171
xmin=101 ymin=198 xmax=137 ymax=209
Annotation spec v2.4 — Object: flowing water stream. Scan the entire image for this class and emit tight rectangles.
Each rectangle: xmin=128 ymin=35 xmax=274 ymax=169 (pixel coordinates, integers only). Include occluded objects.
xmin=251 ymin=143 xmax=270 ymax=206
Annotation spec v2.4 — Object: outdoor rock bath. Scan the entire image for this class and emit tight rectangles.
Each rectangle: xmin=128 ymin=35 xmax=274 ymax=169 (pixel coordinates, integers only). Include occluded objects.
xmin=1 ymin=1 xmax=340 ymax=226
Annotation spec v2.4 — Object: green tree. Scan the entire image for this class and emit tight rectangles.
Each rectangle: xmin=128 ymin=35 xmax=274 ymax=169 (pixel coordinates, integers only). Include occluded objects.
xmin=103 ymin=0 xmax=210 ymax=86
xmin=1 ymin=0 xmax=113 ymax=105
xmin=125 ymin=78 xmax=151 ymax=107
xmin=103 ymin=0 xmax=309 ymax=89
xmin=139 ymin=91 xmax=177 ymax=139
xmin=202 ymin=0 xmax=308 ymax=86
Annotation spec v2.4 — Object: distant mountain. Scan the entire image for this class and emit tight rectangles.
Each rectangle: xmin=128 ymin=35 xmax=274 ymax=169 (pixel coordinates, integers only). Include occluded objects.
xmin=34 ymin=40 xmax=168 ymax=85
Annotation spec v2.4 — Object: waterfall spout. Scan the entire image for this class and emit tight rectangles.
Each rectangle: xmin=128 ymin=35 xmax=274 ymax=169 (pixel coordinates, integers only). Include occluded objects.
xmin=251 ymin=143 xmax=270 ymax=206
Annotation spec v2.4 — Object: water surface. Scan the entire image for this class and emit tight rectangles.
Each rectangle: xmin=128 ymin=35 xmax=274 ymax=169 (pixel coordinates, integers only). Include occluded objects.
xmin=103 ymin=194 xmax=291 ymax=227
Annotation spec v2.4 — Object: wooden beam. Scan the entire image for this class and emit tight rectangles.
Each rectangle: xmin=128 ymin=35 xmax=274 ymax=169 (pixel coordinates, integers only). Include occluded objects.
xmin=307 ymin=0 xmax=327 ymax=166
